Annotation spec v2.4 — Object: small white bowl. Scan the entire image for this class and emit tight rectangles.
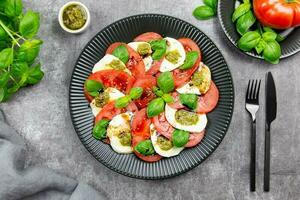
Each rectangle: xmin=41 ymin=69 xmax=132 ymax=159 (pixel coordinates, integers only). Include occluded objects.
xmin=58 ymin=1 xmax=90 ymax=34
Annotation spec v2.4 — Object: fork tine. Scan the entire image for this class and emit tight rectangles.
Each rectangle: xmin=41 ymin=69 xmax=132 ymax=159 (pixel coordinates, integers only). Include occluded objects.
xmin=256 ymin=80 xmax=261 ymax=100
xmin=246 ymin=80 xmax=251 ymax=100
xmin=253 ymin=80 xmax=258 ymax=99
xmin=249 ymin=80 xmax=254 ymax=100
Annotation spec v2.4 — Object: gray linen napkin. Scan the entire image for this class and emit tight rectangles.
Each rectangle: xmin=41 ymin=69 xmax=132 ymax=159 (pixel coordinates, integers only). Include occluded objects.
xmin=0 ymin=109 xmax=107 ymax=200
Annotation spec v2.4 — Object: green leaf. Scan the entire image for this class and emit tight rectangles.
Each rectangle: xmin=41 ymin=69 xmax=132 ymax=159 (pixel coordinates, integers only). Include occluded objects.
xmin=162 ymin=93 xmax=174 ymax=103
xmin=0 ymin=71 xmax=9 ymax=87
xmin=152 ymin=86 xmax=164 ymax=97
xmin=238 ymin=31 xmax=261 ymax=51
xmin=157 ymin=71 xmax=174 ymax=93
xmin=115 ymin=96 xmax=131 ymax=108
xmin=4 ymin=0 xmax=22 ymax=17
xmin=0 ymin=87 xmax=6 ymax=102
xmin=10 ymin=62 xmax=28 ymax=79
xmin=147 ymin=97 xmax=165 ymax=118
xmin=17 ymin=39 xmax=42 ymax=63
xmin=93 ymin=119 xmax=110 ymax=140
xmin=135 ymin=140 xmax=155 ymax=156
xmin=255 ymin=39 xmax=267 ymax=54
xmin=179 ymin=93 xmax=198 ymax=110
xmin=0 ymin=48 xmax=13 ymax=69
xmin=179 ymin=51 xmax=199 ymax=70
xmin=129 ymin=87 xmax=143 ymax=100
xmin=262 ymin=32 xmax=277 ymax=42
xmin=112 ymin=45 xmax=129 ymax=64
xmin=27 ymin=63 xmax=44 ymax=84
xmin=193 ymin=6 xmax=215 ymax=20
xmin=203 ymin=0 xmax=218 ymax=12
xmin=150 ymin=39 xmax=167 ymax=60
xmin=19 ymin=10 xmax=40 ymax=38
xmin=236 ymin=11 xmax=256 ymax=35
xmin=85 ymin=79 xmax=103 ymax=97
xmin=263 ymin=41 xmax=281 ymax=64
xmin=232 ymin=3 xmax=251 ymax=22
xmin=172 ymin=129 xmax=189 ymax=147
xmin=0 ymin=26 xmax=8 ymax=40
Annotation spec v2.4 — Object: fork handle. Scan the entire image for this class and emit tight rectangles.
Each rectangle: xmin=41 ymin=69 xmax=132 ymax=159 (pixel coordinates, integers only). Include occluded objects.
xmin=250 ymin=120 xmax=256 ymax=192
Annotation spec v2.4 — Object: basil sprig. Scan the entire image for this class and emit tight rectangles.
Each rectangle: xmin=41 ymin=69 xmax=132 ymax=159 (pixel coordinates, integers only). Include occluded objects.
xmin=147 ymin=97 xmax=165 ymax=118
xmin=157 ymin=71 xmax=174 ymax=93
xmin=85 ymin=80 xmax=104 ymax=97
xmin=179 ymin=51 xmax=199 ymax=70
xmin=150 ymin=39 xmax=167 ymax=60
xmin=179 ymin=94 xmax=198 ymax=110
xmin=135 ymin=140 xmax=155 ymax=156
xmin=172 ymin=129 xmax=189 ymax=147
xmin=93 ymin=119 xmax=110 ymax=140
xmin=193 ymin=0 xmax=217 ymax=20
xmin=112 ymin=45 xmax=129 ymax=64
xmin=115 ymin=87 xmax=143 ymax=108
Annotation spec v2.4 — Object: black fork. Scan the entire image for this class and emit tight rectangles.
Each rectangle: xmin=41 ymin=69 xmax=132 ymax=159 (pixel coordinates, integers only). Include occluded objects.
xmin=245 ymin=80 xmax=261 ymax=192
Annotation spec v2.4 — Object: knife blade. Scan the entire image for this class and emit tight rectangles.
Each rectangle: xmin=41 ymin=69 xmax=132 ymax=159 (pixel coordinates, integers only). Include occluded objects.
xmin=264 ymin=72 xmax=277 ymax=192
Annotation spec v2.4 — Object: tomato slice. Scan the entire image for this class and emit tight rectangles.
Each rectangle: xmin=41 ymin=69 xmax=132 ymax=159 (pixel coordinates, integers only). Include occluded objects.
xmin=132 ymin=75 xmax=157 ymax=109
xmin=185 ymin=131 xmax=205 ymax=148
xmin=131 ymin=108 xmax=162 ymax=162
xmin=196 ymin=81 xmax=219 ymax=114
xmin=106 ymin=43 xmax=146 ymax=79
xmin=173 ymin=38 xmax=202 ymax=88
xmin=126 ymin=101 xmax=138 ymax=113
xmin=146 ymin=59 xmax=163 ymax=76
xmin=152 ymin=112 xmax=174 ymax=140
xmin=95 ymin=101 xmax=124 ymax=123
xmin=168 ymin=92 xmax=185 ymax=110
xmin=134 ymin=32 xmax=163 ymax=42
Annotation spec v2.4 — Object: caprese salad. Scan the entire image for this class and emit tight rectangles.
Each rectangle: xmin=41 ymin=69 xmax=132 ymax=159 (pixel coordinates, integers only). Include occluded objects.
xmin=84 ymin=32 xmax=219 ymax=162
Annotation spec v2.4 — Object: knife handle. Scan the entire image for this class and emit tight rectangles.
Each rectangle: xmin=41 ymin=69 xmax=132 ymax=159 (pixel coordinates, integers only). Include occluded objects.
xmin=250 ymin=120 xmax=256 ymax=192
xmin=264 ymin=124 xmax=271 ymax=192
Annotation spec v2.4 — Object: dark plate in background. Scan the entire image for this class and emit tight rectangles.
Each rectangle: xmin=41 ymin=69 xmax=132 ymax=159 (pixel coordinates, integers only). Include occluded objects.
xmin=69 ymin=14 xmax=234 ymax=179
xmin=218 ymin=0 xmax=300 ymax=59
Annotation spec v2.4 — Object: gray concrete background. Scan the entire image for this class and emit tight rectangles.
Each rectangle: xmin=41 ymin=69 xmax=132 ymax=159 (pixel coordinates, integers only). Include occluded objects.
xmin=1 ymin=0 xmax=299 ymax=199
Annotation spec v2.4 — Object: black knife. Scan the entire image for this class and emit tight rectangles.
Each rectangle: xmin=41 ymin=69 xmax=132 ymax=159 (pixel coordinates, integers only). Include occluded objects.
xmin=264 ymin=72 xmax=277 ymax=192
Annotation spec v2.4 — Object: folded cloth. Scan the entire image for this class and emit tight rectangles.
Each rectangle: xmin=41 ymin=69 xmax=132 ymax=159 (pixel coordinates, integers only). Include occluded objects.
xmin=0 ymin=109 xmax=107 ymax=200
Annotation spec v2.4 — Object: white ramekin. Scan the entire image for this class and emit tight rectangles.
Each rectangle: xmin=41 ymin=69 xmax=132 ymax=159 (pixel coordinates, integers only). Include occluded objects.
xmin=58 ymin=1 xmax=90 ymax=34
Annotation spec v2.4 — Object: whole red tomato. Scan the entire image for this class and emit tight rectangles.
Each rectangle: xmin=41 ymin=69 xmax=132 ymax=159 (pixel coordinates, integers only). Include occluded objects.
xmin=253 ymin=0 xmax=300 ymax=29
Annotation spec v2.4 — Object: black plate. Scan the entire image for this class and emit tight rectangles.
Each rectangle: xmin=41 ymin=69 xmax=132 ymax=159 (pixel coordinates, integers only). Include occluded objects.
xmin=218 ymin=0 xmax=300 ymax=59
xmin=69 ymin=14 xmax=234 ymax=179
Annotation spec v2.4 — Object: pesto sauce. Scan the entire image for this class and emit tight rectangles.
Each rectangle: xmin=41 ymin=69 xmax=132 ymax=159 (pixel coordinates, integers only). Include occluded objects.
xmin=118 ymin=130 xmax=132 ymax=146
xmin=107 ymin=59 xmax=125 ymax=70
xmin=63 ymin=5 xmax=86 ymax=30
xmin=157 ymin=136 xmax=173 ymax=150
xmin=165 ymin=50 xmax=181 ymax=64
xmin=94 ymin=91 xmax=109 ymax=108
xmin=191 ymin=67 xmax=211 ymax=94
xmin=137 ymin=43 xmax=151 ymax=56
xmin=175 ymin=110 xmax=199 ymax=125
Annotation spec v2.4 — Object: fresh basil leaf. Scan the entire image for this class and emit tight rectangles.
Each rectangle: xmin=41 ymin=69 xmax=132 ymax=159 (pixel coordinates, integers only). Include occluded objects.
xmin=147 ymin=97 xmax=165 ymax=118
xmin=152 ymin=86 xmax=164 ymax=97
xmin=0 ymin=87 xmax=6 ymax=102
xmin=238 ymin=31 xmax=261 ymax=51
xmin=193 ymin=6 xmax=215 ymax=20
xmin=276 ymin=34 xmax=285 ymax=42
xmin=203 ymin=0 xmax=218 ymax=12
xmin=263 ymin=41 xmax=281 ymax=64
xmin=93 ymin=119 xmax=110 ymax=140
xmin=4 ymin=0 xmax=22 ymax=17
xmin=17 ymin=39 xmax=42 ymax=63
xmin=232 ymin=3 xmax=251 ymax=22
xmin=150 ymin=39 xmax=167 ymax=60
xmin=157 ymin=71 xmax=174 ymax=93
xmin=263 ymin=27 xmax=275 ymax=33
xmin=135 ymin=140 xmax=155 ymax=156
xmin=10 ymin=62 xmax=28 ymax=86
xmin=172 ymin=129 xmax=189 ymax=147
xmin=7 ymin=83 xmax=19 ymax=94
xmin=85 ymin=80 xmax=104 ymax=97
xmin=162 ymin=93 xmax=174 ymax=103
xmin=129 ymin=87 xmax=143 ymax=100
xmin=0 ymin=26 xmax=8 ymax=40
xmin=262 ymin=32 xmax=277 ymax=42
xmin=236 ymin=11 xmax=256 ymax=35
xmin=179 ymin=93 xmax=198 ymax=110
xmin=179 ymin=51 xmax=199 ymax=70
xmin=0 ymin=71 xmax=9 ymax=87
xmin=112 ymin=45 xmax=129 ymax=64
xmin=19 ymin=10 xmax=40 ymax=38
xmin=255 ymin=39 xmax=267 ymax=54
xmin=115 ymin=96 xmax=131 ymax=108
xmin=0 ymin=48 xmax=13 ymax=69
xmin=27 ymin=63 xmax=44 ymax=84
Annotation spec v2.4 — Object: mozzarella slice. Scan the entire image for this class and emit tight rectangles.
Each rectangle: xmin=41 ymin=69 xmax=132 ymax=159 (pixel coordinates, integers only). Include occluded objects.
xmin=90 ymin=87 xmax=125 ymax=117
xmin=159 ymin=37 xmax=186 ymax=72
xmin=165 ymin=104 xmax=207 ymax=133
xmin=143 ymin=55 xmax=153 ymax=71
xmin=107 ymin=112 xmax=134 ymax=154
xmin=92 ymin=54 xmax=131 ymax=74
xmin=128 ymin=42 xmax=153 ymax=71
xmin=150 ymin=124 xmax=184 ymax=157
